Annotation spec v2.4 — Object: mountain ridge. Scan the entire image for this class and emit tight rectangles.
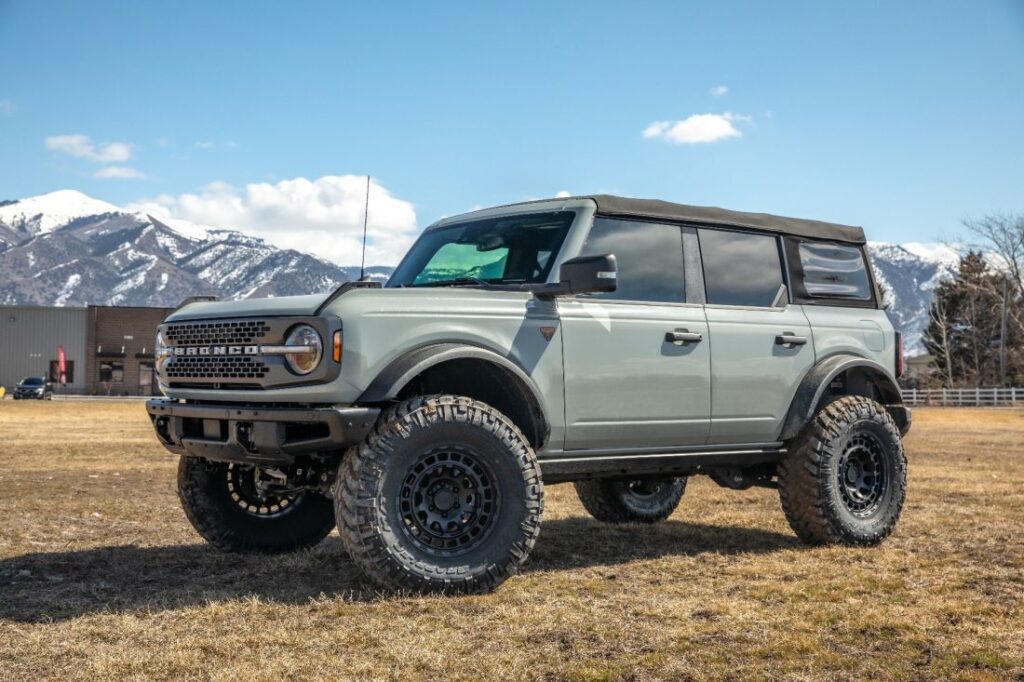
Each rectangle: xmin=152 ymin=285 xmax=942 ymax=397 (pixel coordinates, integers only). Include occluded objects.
xmin=1 ymin=190 xmax=954 ymax=356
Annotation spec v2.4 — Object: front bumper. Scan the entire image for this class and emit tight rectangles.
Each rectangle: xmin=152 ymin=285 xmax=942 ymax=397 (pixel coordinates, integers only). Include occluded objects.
xmin=14 ymin=391 xmax=44 ymax=399
xmin=146 ymin=399 xmax=379 ymax=465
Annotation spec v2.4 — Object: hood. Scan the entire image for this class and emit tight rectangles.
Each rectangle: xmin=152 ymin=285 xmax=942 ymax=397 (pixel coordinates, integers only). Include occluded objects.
xmin=167 ymin=293 xmax=330 ymax=321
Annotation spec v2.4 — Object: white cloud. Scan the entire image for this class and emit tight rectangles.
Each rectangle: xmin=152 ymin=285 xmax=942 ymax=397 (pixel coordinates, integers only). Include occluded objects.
xmin=643 ymin=112 xmax=749 ymax=144
xmin=129 ymin=174 xmax=418 ymax=266
xmin=0 ymin=98 xmax=14 ymax=115
xmin=710 ymin=85 xmax=729 ymax=97
xmin=555 ymin=190 xmax=571 ymax=198
xmin=94 ymin=166 xmax=146 ymax=179
xmin=46 ymin=134 xmax=133 ymax=162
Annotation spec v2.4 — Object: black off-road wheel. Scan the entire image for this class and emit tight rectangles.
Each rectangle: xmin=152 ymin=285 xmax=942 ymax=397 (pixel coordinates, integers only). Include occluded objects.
xmin=778 ymin=395 xmax=907 ymax=546
xmin=178 ymin=456 xmax=336 ymax=553
xmin=335 ymin=395 xmax=543 ymax=594
xmin=574 ymin=476 xmax=687 ymax=524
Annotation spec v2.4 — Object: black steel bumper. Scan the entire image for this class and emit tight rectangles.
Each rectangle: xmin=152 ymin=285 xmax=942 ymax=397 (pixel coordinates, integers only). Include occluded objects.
xmin=146 ymin=399 xmax=380 ymax=465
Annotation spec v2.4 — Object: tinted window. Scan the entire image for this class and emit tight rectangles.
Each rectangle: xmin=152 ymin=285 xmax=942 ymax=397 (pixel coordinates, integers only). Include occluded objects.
xmin=389 ymin=212 xmax=574 ymax=287
xmin=797 ymin=241 xmax=872 ymax=300
xmin=699 ymin=228 xmax=783 ymax=307
xmin=579 ymin=217 xmax=685 ymax=303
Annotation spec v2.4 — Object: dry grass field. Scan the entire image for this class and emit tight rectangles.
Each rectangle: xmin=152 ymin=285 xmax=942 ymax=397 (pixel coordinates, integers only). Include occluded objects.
xmin=0 ymin=401 xmax=1022 ymax=681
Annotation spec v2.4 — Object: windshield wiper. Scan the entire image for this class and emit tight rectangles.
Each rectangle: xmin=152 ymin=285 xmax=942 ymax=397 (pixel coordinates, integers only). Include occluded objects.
xmin=414 ymin=277 xmax=499 ymax=288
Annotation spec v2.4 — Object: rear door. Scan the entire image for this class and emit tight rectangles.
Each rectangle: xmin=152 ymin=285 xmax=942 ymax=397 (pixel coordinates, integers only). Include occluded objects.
xmin=698 ymin=227 xmax=815 ymax=444
xmin=560 ymin=217 xmax=711 ymax=452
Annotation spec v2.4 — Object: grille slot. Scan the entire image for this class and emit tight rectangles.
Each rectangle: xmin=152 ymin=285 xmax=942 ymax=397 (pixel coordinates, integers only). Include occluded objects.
xmin=166 ymin=356 xmax=269 ymax=380
xmin=164 ymin=320 xmax=271 ymax=346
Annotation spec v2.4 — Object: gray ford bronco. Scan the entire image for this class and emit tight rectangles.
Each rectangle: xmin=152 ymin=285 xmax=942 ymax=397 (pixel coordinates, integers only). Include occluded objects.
xmin=147 ymin=195 xmax=910 ymax=593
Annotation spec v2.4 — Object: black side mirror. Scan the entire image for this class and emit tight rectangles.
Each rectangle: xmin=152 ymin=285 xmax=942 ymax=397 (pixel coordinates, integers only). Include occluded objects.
xmin=559 ymin=254 xmax=617 ymax=295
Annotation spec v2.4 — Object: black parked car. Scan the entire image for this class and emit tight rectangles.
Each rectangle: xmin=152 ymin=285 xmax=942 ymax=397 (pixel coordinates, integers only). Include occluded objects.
xmin=13 ymin=377 xmax=54 ymax=400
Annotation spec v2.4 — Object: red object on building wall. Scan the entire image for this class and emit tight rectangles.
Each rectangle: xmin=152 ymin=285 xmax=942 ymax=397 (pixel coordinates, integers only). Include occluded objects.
xmin=58 ymin=345 xmax=67 ymax=386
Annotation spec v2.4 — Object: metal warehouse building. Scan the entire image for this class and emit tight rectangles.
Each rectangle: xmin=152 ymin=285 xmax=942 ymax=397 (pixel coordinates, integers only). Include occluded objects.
xmin=1 ymin=304 xmax=173 ymax=396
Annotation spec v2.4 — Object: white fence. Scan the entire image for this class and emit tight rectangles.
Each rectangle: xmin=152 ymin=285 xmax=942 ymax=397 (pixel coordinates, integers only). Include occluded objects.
xmin=901 ymin=387 xmax=1023 ymax=407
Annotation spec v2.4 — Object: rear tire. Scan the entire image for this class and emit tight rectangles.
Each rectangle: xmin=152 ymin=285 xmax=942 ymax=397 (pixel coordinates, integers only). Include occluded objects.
xmin=778 ymin=395 xmax=906 ymax=546
xmin=177 ymin=456 xmax=336 ymax=553
xmin=574 ymin=476 xmax=687 ymax=524
xmin=335 ymin=395 xmax=543 ymax=594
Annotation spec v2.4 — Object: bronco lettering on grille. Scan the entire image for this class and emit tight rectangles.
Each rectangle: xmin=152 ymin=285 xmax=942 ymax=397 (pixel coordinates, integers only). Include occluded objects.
xmin=172 ymin=345 xmax=259 ymax=356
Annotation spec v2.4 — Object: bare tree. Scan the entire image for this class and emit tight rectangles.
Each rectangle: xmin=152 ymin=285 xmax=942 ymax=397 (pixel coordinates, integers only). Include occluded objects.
xmin=964 ymin=213 xmax=1024 ymax=300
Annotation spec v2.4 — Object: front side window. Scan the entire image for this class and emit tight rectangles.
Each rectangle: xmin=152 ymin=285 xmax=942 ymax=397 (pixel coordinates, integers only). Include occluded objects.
xmin=578 ymin=217 xmax=685 ymax=303
xmin=388 ymin=212 xmax=574 ymax=287
xmin=796 ymin=241 xmax=872 ymax=300
xmin=699 ymin=228 xmax=784 ymax=307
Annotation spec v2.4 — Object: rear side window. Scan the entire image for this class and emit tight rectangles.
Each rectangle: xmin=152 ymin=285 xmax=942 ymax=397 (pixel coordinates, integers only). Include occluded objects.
xmin=579 ymin=217 xmax=685 ymax=303
xmin=796 ymin=241 xmax=872 ymax=300
xmin=698 ymin=228 xmax=783 ymax=307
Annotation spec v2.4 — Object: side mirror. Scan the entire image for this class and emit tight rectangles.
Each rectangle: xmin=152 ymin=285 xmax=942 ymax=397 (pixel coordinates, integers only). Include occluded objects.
xmin=559 ymin=254 xmax=618 ymax=295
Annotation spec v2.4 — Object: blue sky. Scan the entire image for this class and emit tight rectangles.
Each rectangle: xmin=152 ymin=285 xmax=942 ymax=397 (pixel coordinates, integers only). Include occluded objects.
xmin=1 ymin=1 xmax=1022 ymax=263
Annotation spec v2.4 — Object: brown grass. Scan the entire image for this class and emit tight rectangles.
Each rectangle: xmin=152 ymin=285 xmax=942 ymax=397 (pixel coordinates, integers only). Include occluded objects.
xmin=0 ymin=401 xmax=1022 ymax=681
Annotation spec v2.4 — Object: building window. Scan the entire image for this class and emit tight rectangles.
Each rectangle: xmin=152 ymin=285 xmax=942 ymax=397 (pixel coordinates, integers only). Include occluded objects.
xmin=49 ymin=360 xmax=75 ymax=384
xmin=99 ymin=361 xmax=124 ymax=383
xmin=139 ymin=362 xmax=155 ymax=395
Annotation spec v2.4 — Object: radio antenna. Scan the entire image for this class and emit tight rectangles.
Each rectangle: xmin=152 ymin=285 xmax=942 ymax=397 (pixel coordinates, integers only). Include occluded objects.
xmin=359 ymin=174 xmax=370 ymax=281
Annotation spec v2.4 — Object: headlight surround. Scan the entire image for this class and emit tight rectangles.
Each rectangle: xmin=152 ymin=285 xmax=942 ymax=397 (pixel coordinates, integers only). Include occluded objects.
xmin=283 ymin=324 xmax=323 ymax=375
xmin=155 ymin=330 xmax=172 ymax=370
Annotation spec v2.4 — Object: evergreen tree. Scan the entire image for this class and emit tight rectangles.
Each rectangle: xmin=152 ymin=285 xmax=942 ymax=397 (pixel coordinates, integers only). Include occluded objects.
xmin=923 ymin=252 xmax=1023 ymax=386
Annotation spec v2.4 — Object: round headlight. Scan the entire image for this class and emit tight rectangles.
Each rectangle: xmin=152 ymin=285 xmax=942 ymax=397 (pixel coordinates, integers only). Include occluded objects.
xmin=284 ymin=325 xmax=322 ymax=375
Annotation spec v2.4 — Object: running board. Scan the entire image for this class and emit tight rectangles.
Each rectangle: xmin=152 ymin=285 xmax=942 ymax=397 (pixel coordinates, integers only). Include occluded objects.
xmin=539 ymin=447 xmax=785 ymax=483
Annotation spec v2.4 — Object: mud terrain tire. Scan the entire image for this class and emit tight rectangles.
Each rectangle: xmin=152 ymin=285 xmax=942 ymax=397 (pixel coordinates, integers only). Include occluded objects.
xmin=336 ymin=395 xmax=543 ymax=594
xmin=178 ymin=456 xmax=336 ymax=553
xmin=574 ymin=477 xmax=687 ymax=524
xmin=778 ymin=395 xmax=906 ymax=546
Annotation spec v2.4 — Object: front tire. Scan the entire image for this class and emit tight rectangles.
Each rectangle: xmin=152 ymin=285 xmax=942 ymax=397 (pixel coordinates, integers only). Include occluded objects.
xmin=177 ymin=457 xmax=336 ymax=553
xmin=336 ymin=395 xmax=543 ymax=594
xmin=574 ymin=477 xmax=687 ymax=524
xmin=778 ymin=395 xmax=907 ymax=546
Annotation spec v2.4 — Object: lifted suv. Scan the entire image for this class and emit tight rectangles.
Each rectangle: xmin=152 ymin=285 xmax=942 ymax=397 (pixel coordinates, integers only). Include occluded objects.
xmin=147 ymin=195 xmax=910 ymax=593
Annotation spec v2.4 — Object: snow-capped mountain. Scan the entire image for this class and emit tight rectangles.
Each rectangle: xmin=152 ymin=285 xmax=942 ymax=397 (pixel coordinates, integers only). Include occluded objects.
xmin=866 ymin=242 xmax=957 ymax=356
xmin=1 ymin=190 xmax=956 ymax=356
xmin=0 ymin=190 xmax=392 ymax=308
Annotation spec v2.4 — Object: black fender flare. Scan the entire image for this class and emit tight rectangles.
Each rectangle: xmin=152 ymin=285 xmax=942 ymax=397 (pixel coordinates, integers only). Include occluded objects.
xmin=779 ymin=354 xmax=907 ymax=441
xmin=357 ymin=342 xmax=550 ymax=442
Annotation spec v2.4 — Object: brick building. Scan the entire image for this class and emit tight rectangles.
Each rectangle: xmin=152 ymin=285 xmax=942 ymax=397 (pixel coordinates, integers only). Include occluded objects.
xmin=1 ymin=304 xmax=173 ymax=396
xmin=84 ymin=305 xmax=174 ymax=395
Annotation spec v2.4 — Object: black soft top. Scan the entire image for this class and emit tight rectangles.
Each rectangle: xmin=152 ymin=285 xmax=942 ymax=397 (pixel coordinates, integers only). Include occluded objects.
xmin=492 ymin=195 xmax=866 ymax=245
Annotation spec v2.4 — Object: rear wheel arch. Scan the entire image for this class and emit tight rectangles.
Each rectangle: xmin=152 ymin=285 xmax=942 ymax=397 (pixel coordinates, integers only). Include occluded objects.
xmin=358 ymin=343 xmax=550 ymax=449
xmin=780 ymin=354 xmax=904 ymax=442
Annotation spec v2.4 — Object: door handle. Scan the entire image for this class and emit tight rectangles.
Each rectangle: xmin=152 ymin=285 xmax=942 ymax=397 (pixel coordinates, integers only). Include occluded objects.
xmin=666 ymin=329 xmax=703 ymax=345
xmin=775 ymin=333 xmax=808 ymax=347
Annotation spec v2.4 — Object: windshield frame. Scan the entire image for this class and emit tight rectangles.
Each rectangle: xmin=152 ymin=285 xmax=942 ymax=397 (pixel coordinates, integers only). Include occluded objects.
xmin=20 ymin=377 xmax=45 ymax=385
xmin=387 ymin=209 xmax=581 ymax=289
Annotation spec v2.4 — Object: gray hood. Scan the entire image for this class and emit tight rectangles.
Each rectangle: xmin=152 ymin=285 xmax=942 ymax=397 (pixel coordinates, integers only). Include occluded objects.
xmin=167 ymin=293 xmax=329 ymax=321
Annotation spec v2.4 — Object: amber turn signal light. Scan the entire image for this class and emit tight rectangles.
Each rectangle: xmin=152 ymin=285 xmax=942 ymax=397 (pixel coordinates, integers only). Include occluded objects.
xmin=332 ymin=330 xmax=342 ymax=363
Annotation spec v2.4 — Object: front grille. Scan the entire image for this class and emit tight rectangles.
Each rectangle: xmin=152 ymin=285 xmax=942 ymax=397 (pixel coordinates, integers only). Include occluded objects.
xmin=164 ymin=320 xmax=271 ymax=346
xmin=165 ymin=356 xmax=270 ymax=381
xmin=158 ymin=315 xmax=339 ymax=390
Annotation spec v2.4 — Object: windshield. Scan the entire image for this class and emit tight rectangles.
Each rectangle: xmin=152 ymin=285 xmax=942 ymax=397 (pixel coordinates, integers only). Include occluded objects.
xmin=21 ymin=377 xmax=44 ymax=385
xmin=388 ymin=211 xmax=575 ymax=288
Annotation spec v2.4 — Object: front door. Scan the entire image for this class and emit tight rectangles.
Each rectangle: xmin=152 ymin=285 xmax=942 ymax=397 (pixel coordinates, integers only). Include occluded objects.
xmin=560 ymin=217 xmax=711 ymax=452
xmin=697 ymin=227 xmax=815 ymax=443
